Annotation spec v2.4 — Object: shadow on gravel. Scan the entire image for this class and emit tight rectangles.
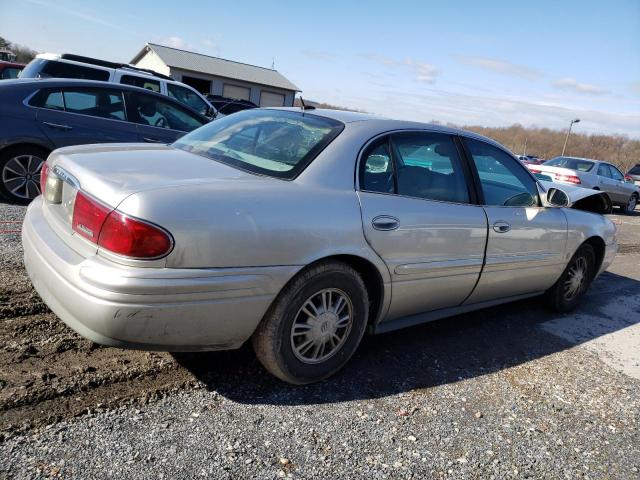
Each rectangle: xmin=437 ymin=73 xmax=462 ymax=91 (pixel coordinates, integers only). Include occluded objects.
xmin=173 ymin=271 xmax=640 ymax=405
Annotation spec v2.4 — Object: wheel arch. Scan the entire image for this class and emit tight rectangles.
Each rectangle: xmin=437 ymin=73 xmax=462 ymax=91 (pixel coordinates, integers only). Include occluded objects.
xmin=0 ymin=141 xmax=52 ymax=159
xmin=582 ymin=235 xmax=606 ymax=274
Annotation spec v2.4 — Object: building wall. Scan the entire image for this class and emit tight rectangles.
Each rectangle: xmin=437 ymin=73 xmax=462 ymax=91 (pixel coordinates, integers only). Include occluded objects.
xmin=133 ymin=50 xmax=171 ymax=76
xmin=169 ymin=67 xmax=295 ymax=107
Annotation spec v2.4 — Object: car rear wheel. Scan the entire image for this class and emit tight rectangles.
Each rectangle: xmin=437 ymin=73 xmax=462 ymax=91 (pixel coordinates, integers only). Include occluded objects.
xmin=622 ymin=193 xmax=638 ymax=215
xmin=0 ymin=147 xmax=49 ymax=205
xmin=544 ymin=244 xmax=596 ymax=312
xmin=252 ymin=260 xmax=369 ymax=384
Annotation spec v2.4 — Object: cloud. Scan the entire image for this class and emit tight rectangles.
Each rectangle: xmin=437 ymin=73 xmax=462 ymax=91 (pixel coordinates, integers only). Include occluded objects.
xmin=405 ymin=59 xmax=439 ymax=83
xmin=202 ymin=38 xmax=216 ymax=48
xmin=456 ymin=55 xmax=541 ymax=80
xmin=359 ymin=53 xmax=401 ymax=67
xmin=161 ymin=36 xmax=191 ymax=50
xmin=23 ymin=0 xmax=126 ymax=31
xmin=553 ymin=78 xmax=609 ymax=95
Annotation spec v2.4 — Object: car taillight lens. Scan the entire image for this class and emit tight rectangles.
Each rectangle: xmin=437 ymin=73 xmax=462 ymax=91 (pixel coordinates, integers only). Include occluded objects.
xmin=528 ymin=168 xmax=542 ymax=174
xmin=555 ymin=174 xmax=581 ymax=184
xmin=624 ymin=174 xmax=632 ymax=182
xmin=98 ymin=211 xmax=173 ymax=259
xmin=72 ymin=191 xmax=111 ymax=242
xmin=72 ymin=191 xmax=173 ymax=259
xmin=40 ymin=163 xmax=49 ymax=195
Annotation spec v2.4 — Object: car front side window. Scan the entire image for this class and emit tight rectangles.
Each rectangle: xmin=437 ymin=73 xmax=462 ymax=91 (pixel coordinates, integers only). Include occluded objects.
xmin=465 ymin=138 xmax=538 ymax=207
xmin=125 ymin=92 xmax=205 ymax=132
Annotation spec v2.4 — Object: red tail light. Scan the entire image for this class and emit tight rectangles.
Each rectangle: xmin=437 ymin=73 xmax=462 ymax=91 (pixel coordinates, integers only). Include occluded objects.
xmin=625 ymin=174 xmax=632 ymax=182
xmin=72 ymin=191 xmax=111 ymax=241
xmin=98 ymin=211 xmax=173 ymax=259
xmin=40 ymin=163 xmax=50 ymax=195
xmin=555 ymin=174 xmax=581 ymax=184
xmin=72 ymin=191 xmax=173 ymax=259
xmin=528 ymin=168 xmax=542 ymax=174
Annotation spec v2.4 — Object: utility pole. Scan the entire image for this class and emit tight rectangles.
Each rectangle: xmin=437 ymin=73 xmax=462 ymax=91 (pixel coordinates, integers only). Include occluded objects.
xmin=523 ymin=137 xmax=527 ymax=156
xmin=561 ymin=118 xmax=580 ymax=156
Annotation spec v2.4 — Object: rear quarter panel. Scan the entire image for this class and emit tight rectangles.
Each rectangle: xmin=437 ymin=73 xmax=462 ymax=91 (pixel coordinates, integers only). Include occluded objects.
xmin=563 ymin=208 xmax=616 ymax=260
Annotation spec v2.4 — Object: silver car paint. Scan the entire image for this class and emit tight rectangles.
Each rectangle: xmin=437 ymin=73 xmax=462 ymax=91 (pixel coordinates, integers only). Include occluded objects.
xmin=22 ymin=109 xmax=618 ymax=351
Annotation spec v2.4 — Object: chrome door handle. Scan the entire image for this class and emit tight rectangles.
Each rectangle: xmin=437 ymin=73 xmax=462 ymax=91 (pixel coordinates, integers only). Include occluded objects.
xmin=143 ymin=137 xmax=164 ymax=143
xmin=43 ymin=121 xmax=72 ymax=131
xmin=493 ymin=221 xmax=511 ymax=233
xmin=372 ymin=215 xmax=399 ymax=231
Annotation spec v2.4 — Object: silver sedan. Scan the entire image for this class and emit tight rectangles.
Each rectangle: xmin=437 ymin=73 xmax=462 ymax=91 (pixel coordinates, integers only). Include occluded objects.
xmin=22 ymin=108 xmax=618 ymax=384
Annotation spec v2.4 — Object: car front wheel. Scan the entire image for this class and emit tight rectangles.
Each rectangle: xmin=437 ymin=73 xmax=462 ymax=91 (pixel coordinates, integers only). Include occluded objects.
xmin=544 ymin=244 xmax=596 ymax=312
xmin=252 ymin=260 xmax=369 ymax=384
xmin=623 ymin=193 xmax=638 ymax=215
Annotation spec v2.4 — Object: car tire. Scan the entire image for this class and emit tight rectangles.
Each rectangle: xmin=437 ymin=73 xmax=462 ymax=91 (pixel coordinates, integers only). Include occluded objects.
xmin=544 ymin=244 xmax=596 ymax=313
xmin=622 ymin=193 xmax=638 ymax=215
xmin=0 ymin=146 xmax=49 ymax=205
xmin=252 ymin=260 xmax=369 ymax=384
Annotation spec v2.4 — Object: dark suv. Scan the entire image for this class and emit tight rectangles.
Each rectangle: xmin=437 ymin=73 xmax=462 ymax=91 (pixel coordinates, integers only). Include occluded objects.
xmin=0 ymin=79 xmax=209 ymax=203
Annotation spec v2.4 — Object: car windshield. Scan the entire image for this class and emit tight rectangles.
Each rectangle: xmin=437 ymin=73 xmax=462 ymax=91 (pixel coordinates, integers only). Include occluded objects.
xmin=173 ymin=109 xmax=344 ymax=179
xmin=544 ymin=157 xmax=594 ymax=172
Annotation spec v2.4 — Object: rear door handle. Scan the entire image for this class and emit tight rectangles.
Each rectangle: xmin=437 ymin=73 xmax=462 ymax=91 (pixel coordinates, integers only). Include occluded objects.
xmin=493 ymin=221 xmax=511 ymax=233
xmin=143 ymin=137 xmax=165 ymax=143
xmin=372 ymin=215 xmax=400 ymax=231
xmin=43 ymin=121 xmax=72 ymax=131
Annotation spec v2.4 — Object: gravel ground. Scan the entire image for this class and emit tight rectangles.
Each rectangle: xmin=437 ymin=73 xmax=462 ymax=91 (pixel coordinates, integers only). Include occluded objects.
xmin=1 ymin=202 xmax=639 ymax=479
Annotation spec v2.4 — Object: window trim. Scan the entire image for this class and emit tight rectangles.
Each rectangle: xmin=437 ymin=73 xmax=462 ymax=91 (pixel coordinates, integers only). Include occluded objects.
xmin=459 ymin=135 xmax=543 ymax=208
xmin=356 ymin=129 xmax=479 ymax=206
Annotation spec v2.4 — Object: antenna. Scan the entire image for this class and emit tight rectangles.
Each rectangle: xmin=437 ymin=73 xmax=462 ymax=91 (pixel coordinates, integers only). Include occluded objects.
xmin=299 ymin=97 xmax=306 ymax=110
xmin=271 ymin=57 xmax=275 ymax=69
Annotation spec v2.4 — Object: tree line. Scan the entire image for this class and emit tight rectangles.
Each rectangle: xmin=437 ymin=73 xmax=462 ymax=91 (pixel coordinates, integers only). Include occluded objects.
xmin=0 ymin=36 xmax=37 ymax=63
xmin=462 ymin=124 xmax=639 ymax=173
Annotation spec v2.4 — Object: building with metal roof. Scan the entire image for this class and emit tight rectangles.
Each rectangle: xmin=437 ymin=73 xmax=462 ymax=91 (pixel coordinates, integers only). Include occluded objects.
xmin=131 ymin=43 xmax=299 ymax=107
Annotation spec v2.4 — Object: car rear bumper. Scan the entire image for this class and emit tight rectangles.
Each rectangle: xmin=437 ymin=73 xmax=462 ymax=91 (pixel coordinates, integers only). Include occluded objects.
xmin=22 ymin=197 xmax=299 ymax=351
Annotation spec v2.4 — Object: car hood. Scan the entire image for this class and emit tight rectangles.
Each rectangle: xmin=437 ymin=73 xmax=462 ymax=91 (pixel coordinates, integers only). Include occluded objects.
xmin=540 ymin=180 xmax=612 ymax=214
xmin=47 ymin=143 xmax=261 ymax=207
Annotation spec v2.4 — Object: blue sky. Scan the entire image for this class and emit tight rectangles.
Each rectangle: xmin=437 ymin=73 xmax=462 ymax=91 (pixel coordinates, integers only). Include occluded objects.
xmin=1 ymin=0 xmax=639 ymax=136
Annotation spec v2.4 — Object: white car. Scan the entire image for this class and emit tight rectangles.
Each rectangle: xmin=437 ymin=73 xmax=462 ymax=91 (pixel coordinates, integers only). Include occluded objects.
xmin=20 ymin=53 xmax=218 ymax=119
xmin=528 ymin=156 xmax=639 ymax=214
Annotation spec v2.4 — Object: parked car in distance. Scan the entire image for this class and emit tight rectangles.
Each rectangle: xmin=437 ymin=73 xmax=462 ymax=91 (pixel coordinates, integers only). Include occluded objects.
xmin=0 ymin=79 xmax=209 ymax=203
xmin=627 ymin=164 xmax=640 ymax=186
xmin=0 ymin=61 xmax=25 ymax=80
xmin=23 ymin=108 xmax=617 ymax=384
xmin=528 ymin=156 xmax=639 ymax=214
xmin=205 ymin=94 xmax=258 ymax=115
xmin=516 ymin=155 xmax=545 ymax=165
xmin=20 ymin=53 xmax=218 ymax=119
xmin=0 ymin=48 xmax=18 ymax=62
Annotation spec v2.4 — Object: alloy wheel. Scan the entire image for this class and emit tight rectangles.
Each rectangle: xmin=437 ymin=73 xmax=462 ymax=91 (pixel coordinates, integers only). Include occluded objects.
xmin=290 ymin=288 xmax=353 ymax=364
xmin=563 ymin=256 xmax=588 ymax=301
xmin=628 ymin=195 xmax=637 ymax=212
xmin=1 ymin=154 xmax=44 ymax=200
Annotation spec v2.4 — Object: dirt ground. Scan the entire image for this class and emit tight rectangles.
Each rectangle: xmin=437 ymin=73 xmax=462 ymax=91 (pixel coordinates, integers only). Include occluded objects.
xmin=1 ymin=205 xmax=639 ymax=438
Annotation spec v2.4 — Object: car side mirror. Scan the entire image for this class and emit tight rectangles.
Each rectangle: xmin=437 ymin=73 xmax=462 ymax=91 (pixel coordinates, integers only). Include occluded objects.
xmin=546 ymin=187 xmax=570 ymax=207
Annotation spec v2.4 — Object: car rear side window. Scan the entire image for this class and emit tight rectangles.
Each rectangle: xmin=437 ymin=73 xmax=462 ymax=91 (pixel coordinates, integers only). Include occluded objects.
xmin=465 ymin=138 xmax=539 ymax=207
xmin=120 ymin=75 xmax=161 ymax=93
xmin=597 ymin=164 xmax=612 ymax=178
xmin=609 ymin=165 xmax=624 ymax=181
xmin=391 ymin=133 xmax=470 ymax=203
xmin=173 ymin=109 xmax=343 ymax=179
xmin=361 ymin=140 xmax=394 ymax=194
xmin=30 ymin=89 xmax=64 ymax=110
xmin=62 ymin=88 xmax=126 ymax=120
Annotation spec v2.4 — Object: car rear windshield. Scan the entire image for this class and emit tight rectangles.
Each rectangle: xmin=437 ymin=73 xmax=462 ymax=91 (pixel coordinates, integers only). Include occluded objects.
xmin=173 ymin=109 xmax=344 ymax=179
xmin=629 ymin=165 xmax=640 ymax=175
xmin=544 ymin=157 xmax=594 ymax=172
